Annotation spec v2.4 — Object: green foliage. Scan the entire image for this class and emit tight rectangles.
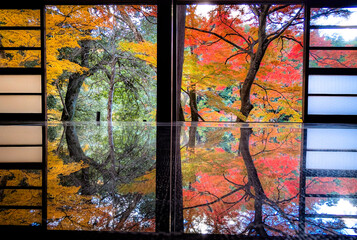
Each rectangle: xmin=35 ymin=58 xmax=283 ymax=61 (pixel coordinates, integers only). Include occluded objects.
xmin=44 ymin=5 xmax=157 ymax=121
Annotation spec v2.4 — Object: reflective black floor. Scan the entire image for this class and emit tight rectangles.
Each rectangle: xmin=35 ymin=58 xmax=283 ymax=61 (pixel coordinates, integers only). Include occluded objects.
xmin=0 ymin=122 xmax=357 ymax=239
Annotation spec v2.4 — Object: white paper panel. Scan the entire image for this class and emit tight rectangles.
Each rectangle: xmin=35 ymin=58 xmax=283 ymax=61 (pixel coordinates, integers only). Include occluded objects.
xmin=306 ymin=151 xmax=357 ymax=170
xmin=0 ymin=95 xmax=41 ymax=113
xmin=307 ymin=129 xmax=357 ymax=150
xmin=0 ymin=126 xmax=42 ymax=145
xmin=308 ymin=96 xmax=357 ymax=115
xmin=0 ymin=147 xmax=42 ymax=163
xmin=0 ymin=75 xmax=41 ymax=93
xmin=308 ymin=75 xmax=357 ymax=94
xmin=310 ymin=29 xmax=357 ymax=47
xmin=311 ymin=8 xmax=357 ymax=26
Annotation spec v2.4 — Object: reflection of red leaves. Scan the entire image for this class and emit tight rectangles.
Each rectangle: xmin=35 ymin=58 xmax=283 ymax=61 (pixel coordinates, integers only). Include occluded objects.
xmin=216 ymin=86 xmax=225 ymax=91
xmin=184 ymin=105 xmax=191 ymax=114
xmin=182 ymin=128 xmax=301 ymax=234
xmin=306 ymin=177 xmax=357 ymax=195
xmin=215 ymin=147 xmax=225 ymax=153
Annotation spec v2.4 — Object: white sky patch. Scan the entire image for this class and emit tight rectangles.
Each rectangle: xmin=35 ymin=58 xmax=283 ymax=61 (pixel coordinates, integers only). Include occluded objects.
xmin=313 ymin=8 xmax=357 ymax=26
xmin=195 ymin=4 xmax=215 ymax=17
xmin=194 ymin=5 xmax=357 ymax=42
xmin=313 ymin=8 xmax=357 ymax=42
xmin=316 ymin=199 xmax=357 ymax=235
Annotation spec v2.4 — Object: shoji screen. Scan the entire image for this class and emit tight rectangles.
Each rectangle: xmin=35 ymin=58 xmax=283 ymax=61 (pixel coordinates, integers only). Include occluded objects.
xmin=300 ymin=128 xmax=357 ymax=233
xmin=0 ymin=8 xmax=45 ymax=121
xmin=0 ymin=125 xmax=46 ymax=228
xmin=305 ymin=6 xmax=357 ymax=122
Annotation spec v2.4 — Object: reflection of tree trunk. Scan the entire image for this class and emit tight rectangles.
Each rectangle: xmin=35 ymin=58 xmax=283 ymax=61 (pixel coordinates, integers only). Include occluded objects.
xmin=240 ymin=128 xmax=267 ymax=236
xmin=173 ymin=125 xmax=184 ymax=232
xmin=115 ymin=194 xmax=142 ymax=230
xmin=0 ymin=37 xmax=6 ymax=59
xmin=65 ymin=124 xmax=93 ymax=195
xmin=0 ymin=176 xmax=8 ymax=201
xmin=188 ymin=126 xmax=196 ymax=149
xmin=66 ymin=125 xmax=88 ymax=162
xmin=107 ymin=122 xmax=118 ymax=178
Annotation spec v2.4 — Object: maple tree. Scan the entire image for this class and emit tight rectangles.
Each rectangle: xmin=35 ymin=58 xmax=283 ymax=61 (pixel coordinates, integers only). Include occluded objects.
xmin=45 ymin=5 xmax=157 ymax=121
xmin=180 ymin=5 xmax=354 ymax=122
xmin=45 ymin=123 xmax=156 ymax=231
xmin=180 ymin=123 xmax=357 ymax=235
xmin=181 ymin=4 xmax=305 ymax=122
xmin=181 ymin=124 xmax=302 ymax=235
xmin=0 ymin=123 xmax=156 ymax=230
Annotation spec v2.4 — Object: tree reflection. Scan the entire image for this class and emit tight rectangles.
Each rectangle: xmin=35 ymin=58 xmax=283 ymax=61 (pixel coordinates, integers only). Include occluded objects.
xmin=182 ymin=126 xmax=301 ymax=236
xmin=47 ymin=123 xmax=156 ymax=231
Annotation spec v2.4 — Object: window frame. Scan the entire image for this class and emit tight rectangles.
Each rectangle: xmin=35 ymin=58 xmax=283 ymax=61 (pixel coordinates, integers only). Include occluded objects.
xmin=0 ymin=0 xmax=356 ymax=123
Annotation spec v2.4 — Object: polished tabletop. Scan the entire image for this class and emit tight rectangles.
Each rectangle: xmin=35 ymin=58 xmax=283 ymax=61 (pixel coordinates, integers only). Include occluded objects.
xmin=0 ymin=122 xmax=356 ymax=239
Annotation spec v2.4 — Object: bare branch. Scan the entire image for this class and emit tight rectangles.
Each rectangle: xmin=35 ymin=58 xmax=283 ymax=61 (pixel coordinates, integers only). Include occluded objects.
xmin=280 ymin=35 xmax=303 ymax=48
xmin=268 ymin=5 xmax=290 ymax=14
xmin=183 ymin=186 xmax=245 ymax=210
xmin=185 ymin=26 xmax=249 ymax=54
xmin=225 ymin=51 xmax=247 ymax=64
xmin=253 ymin=82 xmax=300 ymax=114
xmin=266 ymin=6 xmax=304 ymax=44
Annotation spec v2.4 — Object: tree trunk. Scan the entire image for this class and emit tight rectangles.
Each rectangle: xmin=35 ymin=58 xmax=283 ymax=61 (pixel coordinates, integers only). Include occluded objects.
xmin=189 ymin=85 xmax=199 ymax=121
xmin=61 ymin=40 xmax=92 ymax=121
xmin=105 ymin=57 xmax=117 ymax=122
xmin=107 ymin=83 xmax=115 ymax=122
xmin=237 ymin=48 xmax=267 ymax=122
xmin=236 ymin=5 xmax=270 ymax=122
xmin=240 ymin=127 xmax=268 ymax=236
xmin=61 ymin=73 xmax=86 ymax=121
xmin=118 ymin=9 xmax=144 ymax=43
xmin=179 ymin=103 xmax=185 ymax=121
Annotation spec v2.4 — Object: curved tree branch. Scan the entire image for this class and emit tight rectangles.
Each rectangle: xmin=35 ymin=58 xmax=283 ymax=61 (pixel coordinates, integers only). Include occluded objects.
xmin=185 ymin=26 xmax=249 ymax=54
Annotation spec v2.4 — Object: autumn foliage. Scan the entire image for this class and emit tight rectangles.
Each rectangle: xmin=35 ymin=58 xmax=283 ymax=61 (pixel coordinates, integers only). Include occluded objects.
xmin=181 ymin=124 xmax=302 ymax=235
xmin=182 ymin=5 xmax=304 ymax=122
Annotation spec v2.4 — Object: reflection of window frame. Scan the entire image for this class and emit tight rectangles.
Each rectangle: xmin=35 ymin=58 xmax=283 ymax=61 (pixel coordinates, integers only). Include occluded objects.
xmin=0 ymin=125 xmax=47 ymax=230
xmin=300 ymin=127 xmax=357 ymax=235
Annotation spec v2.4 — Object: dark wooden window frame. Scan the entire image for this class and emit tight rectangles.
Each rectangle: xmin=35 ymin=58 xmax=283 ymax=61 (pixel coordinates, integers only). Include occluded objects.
xmin=0 ymin=123 xmax=47 ymax=231
xmin=0 ymin=0 xmax=357 ymax=123
xmin=300 ymin=127 xmax=357 ymax=235
xmin=0 ymin=6 xmax=45 ymax=122
xmin=303 ymin=2 xmax=357 ymax=123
